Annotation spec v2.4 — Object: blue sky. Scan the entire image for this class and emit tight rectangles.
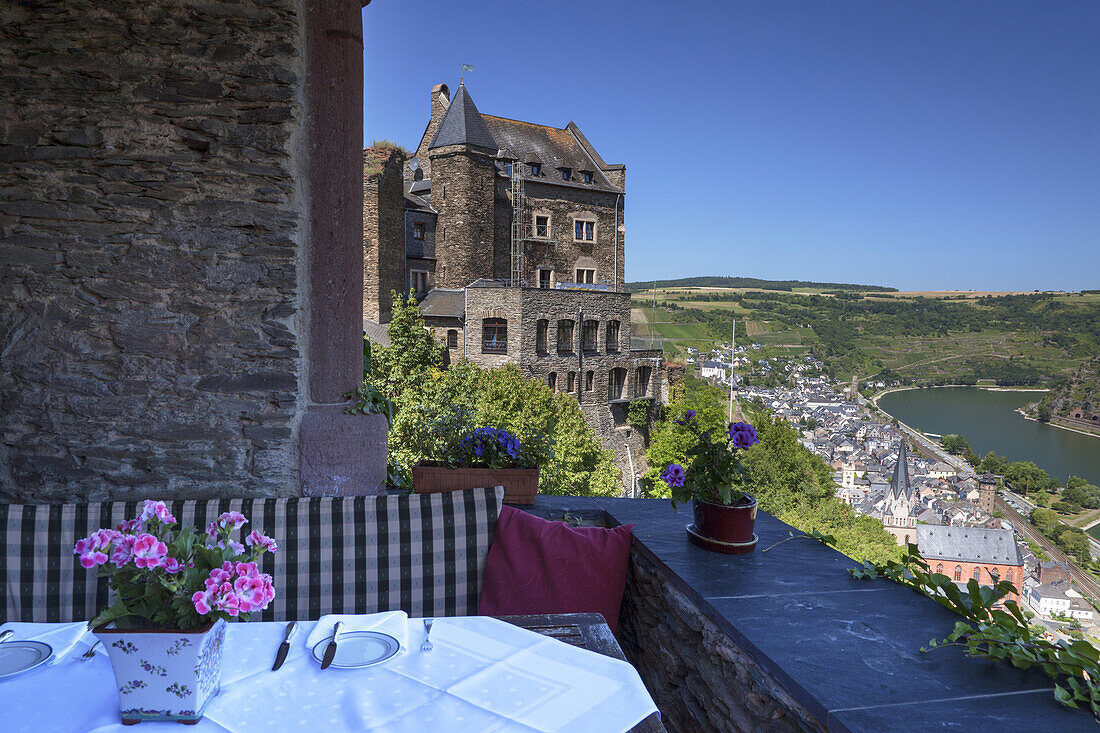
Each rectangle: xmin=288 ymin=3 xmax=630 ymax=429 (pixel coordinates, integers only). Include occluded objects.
xmin=362 ymin=2 xmax=1099 ymax=291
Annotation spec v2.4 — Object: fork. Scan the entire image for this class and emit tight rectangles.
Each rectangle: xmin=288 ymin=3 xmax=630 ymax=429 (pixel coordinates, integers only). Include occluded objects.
xmin=420 ymin=619 xmax=434 ymax=652
xmin=78 ymin=640 xmax=101 ymax=661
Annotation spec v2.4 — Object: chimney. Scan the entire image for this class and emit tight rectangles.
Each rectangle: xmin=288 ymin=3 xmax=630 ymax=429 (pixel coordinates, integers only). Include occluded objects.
xmin=431 ymin=83 xmax=450 ymax=121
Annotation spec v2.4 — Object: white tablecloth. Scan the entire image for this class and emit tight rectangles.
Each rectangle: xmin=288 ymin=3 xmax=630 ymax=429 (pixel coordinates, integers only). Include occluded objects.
xmin=0 ymin=617 xmax=658 ymax=733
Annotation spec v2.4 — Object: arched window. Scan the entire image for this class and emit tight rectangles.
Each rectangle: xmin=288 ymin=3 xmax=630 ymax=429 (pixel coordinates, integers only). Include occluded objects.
xmin=556 ymin=320 xmax=574 ymax=352
xmin=606 ymin=321 xmax=621 ymax=351
xmin=935 ymin=563 xmax=943 ymax=575
xmin=482 ymin=318 xmax=507 ymax=354
xmin=635 ymin=366 xmax=652 ymax=397
xmin=446 ymin=330 xmax=458 ymax=348
xmin=972 ymin=567 xmax=981 ymax=582
xmin=582 ymin=320 xmax=599 ymax=352
xmin=903 ymin=534 xmax=910 ymax=545
xmin=954 ymin=566 xmax=962 ymax=582
xmin=609 ymin=368 xmax=626 ymax=400
xmin=585 ymin=371 xmax=594 ymax=391
xmin=567 ymin=371 xmax=577 ymax=393
xmin=536 ymin=320 xmax=548 ymax=353
xmin=547 ymin=372 xmax=557 ymax=392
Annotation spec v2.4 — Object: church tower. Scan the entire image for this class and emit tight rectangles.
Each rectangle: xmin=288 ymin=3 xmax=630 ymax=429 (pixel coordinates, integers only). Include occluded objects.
xmin=882 ymin=440 xmax=918 ymax=545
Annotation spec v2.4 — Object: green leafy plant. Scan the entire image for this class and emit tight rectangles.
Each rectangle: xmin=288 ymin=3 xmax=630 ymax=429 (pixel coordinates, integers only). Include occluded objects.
xmin=345 ymin=336 xmax=396 ymax=424
xmin=627 ymin=400 xmax=650 ymax=431
xmin=658 ymin=410 xmax=760 ymax=508
xmin=848 ymin=542 xmax=1100 ymax=718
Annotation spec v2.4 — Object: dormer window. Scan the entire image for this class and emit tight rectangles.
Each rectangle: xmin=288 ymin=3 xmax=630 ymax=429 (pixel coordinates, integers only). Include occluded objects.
xmin=529 ymin=163 xmax=541 ymax=176
xmin=582 ymin=170 xmax=593 ymax=184
xmin=560 ymin=168 xmax=571 ymax=181
xmin=503 ymin=161 xmax=513 ymax=177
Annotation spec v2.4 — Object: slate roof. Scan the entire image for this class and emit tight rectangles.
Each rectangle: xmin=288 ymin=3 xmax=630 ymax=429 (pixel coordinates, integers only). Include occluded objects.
xmin=428 ymin=84 xmax=498 ymax=151
xmin=482 ymin=115 xmax=619 ymax=191
xmin=917 ymin=525 xmax=1023 ymax=566
xmin=363 ymin=319 xmax=391 ymax=347
xmin=418 ymin=288 xmax=465 ymax=319
xmin=887 ymin=441 xmax=915 ymax=504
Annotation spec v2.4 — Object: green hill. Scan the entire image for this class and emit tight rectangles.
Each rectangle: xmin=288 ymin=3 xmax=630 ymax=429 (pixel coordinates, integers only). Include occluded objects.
xmin=625 ymin=276 xmax=896 ymax=293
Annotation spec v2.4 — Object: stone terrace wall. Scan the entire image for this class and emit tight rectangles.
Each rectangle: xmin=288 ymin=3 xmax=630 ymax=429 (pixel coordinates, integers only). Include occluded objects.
xmin=619 ymin=550 xmax=826 ymax=733
xmin=0 ymin=1 xmax=307 ymax=501
xmin=363 ymin=146 xmax=406 ymax=323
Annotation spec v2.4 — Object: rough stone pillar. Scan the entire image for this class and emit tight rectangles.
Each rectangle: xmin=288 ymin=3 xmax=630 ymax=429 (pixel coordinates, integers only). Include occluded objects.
xmin=299 ymin=0 xmax=386 ymax=496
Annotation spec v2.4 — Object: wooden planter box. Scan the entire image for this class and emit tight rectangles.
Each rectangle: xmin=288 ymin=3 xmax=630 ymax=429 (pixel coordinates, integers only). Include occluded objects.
xmin=412 ymin=462 xmax=539 ymax=505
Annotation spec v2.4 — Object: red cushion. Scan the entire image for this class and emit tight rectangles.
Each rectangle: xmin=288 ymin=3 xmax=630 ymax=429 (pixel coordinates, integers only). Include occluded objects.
xmin=478 ymin=505 xmax=635 ymax=631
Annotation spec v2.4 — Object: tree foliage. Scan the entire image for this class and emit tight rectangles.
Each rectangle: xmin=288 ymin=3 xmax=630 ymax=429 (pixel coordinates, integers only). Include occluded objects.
xmin=368 ymin=291 xmax=446 ymax=401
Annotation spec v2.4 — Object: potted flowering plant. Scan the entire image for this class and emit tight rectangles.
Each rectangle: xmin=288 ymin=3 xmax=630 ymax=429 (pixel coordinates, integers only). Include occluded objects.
xmin=75 ymin=501 xmax=277 ymax=725
xmin=412 ymin=415 xmax=552 ymax=505
xmin=661 ymin=410 xmax=761 ymax=554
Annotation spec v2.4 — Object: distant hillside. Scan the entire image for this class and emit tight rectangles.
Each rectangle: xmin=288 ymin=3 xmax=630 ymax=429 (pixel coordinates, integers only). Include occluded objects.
xmin=1033 ymin=357 xmax=1100 ymax=426
xmin=624 ymin=276 xmax=897 ymax=293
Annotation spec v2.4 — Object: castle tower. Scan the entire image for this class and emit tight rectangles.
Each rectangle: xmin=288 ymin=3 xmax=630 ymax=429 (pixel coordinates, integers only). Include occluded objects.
xmin=362 ymin=146 xmax=407 ymax=322
xmin=426 ymin=84 xmax=498 ymax=289
xmin=978 ymin=473 xmax=997 ymax=514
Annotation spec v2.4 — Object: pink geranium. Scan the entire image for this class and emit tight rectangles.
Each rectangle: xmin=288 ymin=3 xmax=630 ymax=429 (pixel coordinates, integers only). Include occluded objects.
xmin=132 ymin=533 xmax=168 ymax=569
xmin=139 ymin=500 xmax=176 ymax=525
xmin=192 ymin=561 xmax=275 ymax=617
xmin=163 ymin=556 xmax=184 ymax=574
xmin=245 ymin=530 xmax=278 ymax=553
xmin=74 ymin=529 xmax=120 ymax=568
xmin=110 ymin=535 xmax=137 ymax=567
xmin=116 ymin=517 xmax=143 ymax=533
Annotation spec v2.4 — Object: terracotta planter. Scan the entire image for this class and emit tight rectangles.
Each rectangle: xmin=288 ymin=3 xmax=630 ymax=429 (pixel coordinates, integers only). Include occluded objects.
xmin=94 ymin=618 xmax=227 ymax=725
xmin=412 ymin=462 xmax=539 ymax=505
xmin=686 ymin=496 xmax=758 ymax=554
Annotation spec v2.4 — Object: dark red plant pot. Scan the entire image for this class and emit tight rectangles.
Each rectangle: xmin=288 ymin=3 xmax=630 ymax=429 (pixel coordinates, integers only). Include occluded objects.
xmin=686 ymin=496 xmax=758 ymax=554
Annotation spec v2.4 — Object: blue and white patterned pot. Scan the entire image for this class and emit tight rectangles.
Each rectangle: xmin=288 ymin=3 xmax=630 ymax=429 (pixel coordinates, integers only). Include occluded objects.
xmin=94 ymin=618 xmax=227 ymax=725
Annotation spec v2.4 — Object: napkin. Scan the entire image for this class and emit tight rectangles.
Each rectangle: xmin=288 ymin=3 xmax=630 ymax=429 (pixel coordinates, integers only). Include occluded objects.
xmin=304 ymin=611 xmax=409 ymax=655
xmin=0 ymin=621 xmax=91 ymax=665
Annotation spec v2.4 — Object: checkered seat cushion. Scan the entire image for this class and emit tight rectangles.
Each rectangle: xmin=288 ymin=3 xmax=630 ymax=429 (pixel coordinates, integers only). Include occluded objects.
xmin=0 ymin=487 xmax=504 ymax=623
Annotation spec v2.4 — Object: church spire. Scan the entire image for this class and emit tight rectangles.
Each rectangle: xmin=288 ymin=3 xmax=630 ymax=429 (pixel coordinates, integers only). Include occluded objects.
xmin=889 ymin=439 xmax=914 ymax=503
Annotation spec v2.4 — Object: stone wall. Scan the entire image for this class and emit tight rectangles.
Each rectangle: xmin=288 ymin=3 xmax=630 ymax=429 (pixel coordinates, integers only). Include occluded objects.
xmin=363 ymin=146 xmax=406 ymax=322
xmin=0 ymin=1 xmax=310 ymax=501
xmin=619 ymin=549 xmax=826 ymax=733
xmin=427 ymin=145 xmax=496 ymax=289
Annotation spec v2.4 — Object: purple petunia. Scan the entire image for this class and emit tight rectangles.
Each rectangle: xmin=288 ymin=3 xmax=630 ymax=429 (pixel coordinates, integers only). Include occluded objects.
xmin=676 ymin=409 xmax=697 ymax=426
xmin=661 ymin=463 xmax=686 ymax=488
xmin=728 ymin=422 xmax=759 ymax=450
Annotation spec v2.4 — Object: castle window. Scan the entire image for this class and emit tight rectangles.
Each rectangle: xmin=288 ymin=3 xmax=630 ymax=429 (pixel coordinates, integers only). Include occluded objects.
xmin=606 ymin=321 xmax=620 ymax=351
xmin=585 ymin=370 xmax=594 ymax=391
xmin=609 ymin=368 xmax=627 ymax=401
xmin=536 ymin=319 xmax=548 ymax=353
xmin=973 ymin=567 xmax=981 ymax=582
xmin=412 ymin=222 xmax=425 ymax=240
xmin=560 ymin=167 xmax=571 ymax=181
xmin=582 ymin=170 xmax=593 ymax=184
xmin=935 ymin=563 xmax=943 ymax=575
xmin=547 ymin=372 xmax=557 ymax=392
xmin=447 ymin=330 xmax=458 ymax=348
xmin=482 ymin=318 xmax=507 ymax=354
xmin=567 ymin=371 xmax=577 ymax=393
xmin=535 ymin=215 xmax=549 ymax=238
xmin=635 ymin=366 xmax=652 ymax=397
xmin=557 ymin=320 xmax=575 ymax=352
xmin=503 ymin=161 xmax=513 ymax=177
xmin=575 ymin=268 xmax=595 ymax=285
xmin=410 ymin=269 xmax=429 ymax=295
xmin=582 ymin=320 xmax=599 ymax=352
xmin=529 ymin=163 xmax=541 ymax=177
xmin=538 ymin=268 xmax=553 ymax=289
xmin=954 ymin=566 xmax=962 ymax=582
xmin=573 ymin=220 xmax=595 ymax=242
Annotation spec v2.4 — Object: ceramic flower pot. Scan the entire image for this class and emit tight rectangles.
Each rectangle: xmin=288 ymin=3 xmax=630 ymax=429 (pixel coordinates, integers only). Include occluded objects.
xmin=686 ymin=496 xmax=758 ymax=554
xmin=94 ymin=618 xmax=227 ymax=725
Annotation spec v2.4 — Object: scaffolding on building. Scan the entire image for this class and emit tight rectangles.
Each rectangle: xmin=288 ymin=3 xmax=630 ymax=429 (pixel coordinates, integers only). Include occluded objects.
xmin=509 ymin=162 xmax=561 ymax=287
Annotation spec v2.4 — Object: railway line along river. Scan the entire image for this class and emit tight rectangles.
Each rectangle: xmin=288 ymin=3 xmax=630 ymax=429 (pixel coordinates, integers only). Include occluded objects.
xmin=877 ymin=386 xmax=1100 ymax=535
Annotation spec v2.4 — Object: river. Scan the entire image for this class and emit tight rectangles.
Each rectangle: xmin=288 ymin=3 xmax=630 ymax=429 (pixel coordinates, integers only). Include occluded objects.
xmin=877 ymin=386 xmax=1100 ymax=496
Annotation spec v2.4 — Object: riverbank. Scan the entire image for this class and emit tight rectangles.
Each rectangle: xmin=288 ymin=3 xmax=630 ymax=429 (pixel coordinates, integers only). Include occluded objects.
xmin=1015 ymin=408 xmax=1100 ymax=440
xmin=871 ymin=384 xmax=1047 ymax=407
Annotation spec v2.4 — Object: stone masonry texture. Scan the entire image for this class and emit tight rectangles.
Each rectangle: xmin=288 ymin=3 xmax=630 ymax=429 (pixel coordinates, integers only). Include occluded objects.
xmin=0 ymin=1 xmax=309 ymax=502
xmin=620 ymin=549 xmax=826 ymax=733
xmin=363 ymin=147 xmax=406 ymax=322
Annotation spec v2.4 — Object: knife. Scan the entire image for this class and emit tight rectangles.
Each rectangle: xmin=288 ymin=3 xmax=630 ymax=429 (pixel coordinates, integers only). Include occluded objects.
xmin=320 ymin=621 xmax=342 ymax=670
xmin=271 ymin=620 xmax=297 ymax=671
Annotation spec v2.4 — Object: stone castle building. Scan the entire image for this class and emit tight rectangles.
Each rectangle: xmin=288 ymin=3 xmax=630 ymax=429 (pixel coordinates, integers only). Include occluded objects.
xmin=362 ymin=82 xmax=666 ymax=488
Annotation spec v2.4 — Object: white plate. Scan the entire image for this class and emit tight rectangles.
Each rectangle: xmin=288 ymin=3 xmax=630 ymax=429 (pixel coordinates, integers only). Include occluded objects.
xmin=310 ymin=631 xmax=400 ymax=669
xmin=0 ymin=641 xmax=53 ymax=679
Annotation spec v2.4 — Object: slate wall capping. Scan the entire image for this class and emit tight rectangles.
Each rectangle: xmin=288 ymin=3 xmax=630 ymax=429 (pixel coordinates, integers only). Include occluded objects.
xmin=523 ymin=495 xmax=1096 ymax=732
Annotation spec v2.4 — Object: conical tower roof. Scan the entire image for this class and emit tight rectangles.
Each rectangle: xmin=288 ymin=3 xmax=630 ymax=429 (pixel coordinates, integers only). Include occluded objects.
xmin=889 ymin=440 xmax=914 ymax=502
xmin=428 ymin=83 xmax=497 ymax=151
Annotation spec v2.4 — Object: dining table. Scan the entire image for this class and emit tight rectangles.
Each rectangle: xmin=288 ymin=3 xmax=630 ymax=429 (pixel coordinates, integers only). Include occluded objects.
xmin=0 ymin=612 xmax=662 ymax=733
